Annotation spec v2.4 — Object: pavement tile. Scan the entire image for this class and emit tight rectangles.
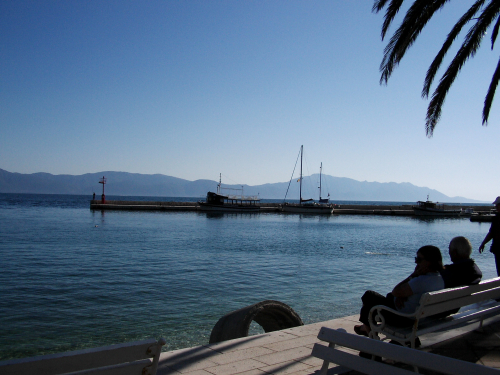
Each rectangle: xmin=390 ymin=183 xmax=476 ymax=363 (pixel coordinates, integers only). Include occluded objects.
xmin=281 ymin=323 xmax=325 ymax=337
xmin=156 ymin=364 xmax=182 ymax=375
xmin=257 ymin=360 xmax=313 ymax=374
xmin=160 ymin=345 xmax=218 ymax=364
xmin=477 ymin=351 xmax=500 ymax=368
xmin=232 ymin=370 xmax=267 ymax=375
xmin=209 ymin=346 xmax=275 ymax=365
xmin=180 ymin=371 xmax=214 ymax=375
xmin=262 ymin=334 xmax=319 ymax=352
xmin=206 ymin=332 xmax=297 ymax=353
xmin=166 ymin=359 xmax=220 ymax=373
xmin=294 ymin=353 xmax=326 ymax=367
xmin=256 ymin=346 xmax=312 ymax=366
xmin=204 ymin=358 xmax=266 ymax=375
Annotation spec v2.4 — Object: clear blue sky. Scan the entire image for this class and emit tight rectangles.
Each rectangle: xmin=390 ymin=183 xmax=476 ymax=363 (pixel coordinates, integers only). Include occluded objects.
xmin=1 ymin=1 xmax=498 ymax=201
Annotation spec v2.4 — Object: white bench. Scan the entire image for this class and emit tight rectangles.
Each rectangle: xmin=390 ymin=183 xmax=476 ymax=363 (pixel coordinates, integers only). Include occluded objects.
xmin=311 ymin=327 xmax=500 ymax=375
xmin=0 ymin=337 xmax=166 ymax=375
xmin=368 ymin=277 xmax=500 ymax=348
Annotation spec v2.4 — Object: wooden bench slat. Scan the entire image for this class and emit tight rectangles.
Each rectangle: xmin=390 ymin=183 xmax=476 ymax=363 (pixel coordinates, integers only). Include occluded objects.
xmin=421 ymin=278 xmax=500 ymax=305
xmin=420 ymin=296 xmax=500 ymax=318
xmin=315 ymin=328 xmax=500 ymax=375
xmin=0 ymin=339 xmax=163 ymax=375
xmin=312 ymin=343 xmax=416 ymax=375
xmin=70 ymin=359 xmax=152 ymax=375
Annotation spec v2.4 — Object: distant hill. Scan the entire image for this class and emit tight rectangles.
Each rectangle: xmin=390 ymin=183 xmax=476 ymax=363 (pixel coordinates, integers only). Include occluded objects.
xmin=0 ymin=168 xmax=485 ymax=203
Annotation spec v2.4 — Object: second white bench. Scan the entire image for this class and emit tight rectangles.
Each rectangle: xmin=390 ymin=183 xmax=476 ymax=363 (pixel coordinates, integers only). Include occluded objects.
xmin=368 ymin=277 xmax=500 ymax=348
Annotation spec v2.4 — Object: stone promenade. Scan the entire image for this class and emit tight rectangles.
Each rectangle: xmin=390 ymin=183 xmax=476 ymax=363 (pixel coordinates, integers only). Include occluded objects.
xmin=157 ymin=314 xmax=500 ymax=375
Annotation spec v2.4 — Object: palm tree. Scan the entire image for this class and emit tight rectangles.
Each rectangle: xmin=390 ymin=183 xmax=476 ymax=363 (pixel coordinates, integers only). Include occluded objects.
xmin=373 ymin=0 xmax=500 ymax=136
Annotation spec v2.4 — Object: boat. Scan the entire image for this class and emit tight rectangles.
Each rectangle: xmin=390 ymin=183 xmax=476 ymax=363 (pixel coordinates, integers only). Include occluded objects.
xmin=198 ymin=174 xmax=260 ymax=212
xmin=470 ymin=210 xmax=496 ymax=222
xmin=281 ymin=146 xmax=334 ymax=214
xmin=318 ymin=162 xmax=330 ymax=204
xmin=412 ymin=196 xmax=462 ymax=216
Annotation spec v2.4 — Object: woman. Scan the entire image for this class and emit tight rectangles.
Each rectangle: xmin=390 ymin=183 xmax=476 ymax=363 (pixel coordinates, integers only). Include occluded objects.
xmin=354 ymin=245 xmax=445 ymax=336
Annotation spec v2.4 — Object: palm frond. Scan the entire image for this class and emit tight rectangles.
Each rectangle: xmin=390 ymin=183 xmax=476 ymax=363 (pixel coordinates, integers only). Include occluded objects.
xmin=373 ymin=0 xmax=391 ymax=13
xmin=379 ymin=0 xmax=405 ymax=40
xmin=483 ymin=55 xmax=500 ymax=124
xmin=422 ymin=0 xmax=485 ymax=98
xmin=491 ymin=14 xmax=500 ymax=48
xmin=380 ymin=0 xmax=449 ymax=84
xmin=426 ymin=1 xmax=500 ymax=135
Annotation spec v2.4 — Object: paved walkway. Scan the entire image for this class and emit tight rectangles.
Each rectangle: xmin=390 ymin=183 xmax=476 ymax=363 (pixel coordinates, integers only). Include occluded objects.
xmin=157 ymin=314 xmax=500 ymax=375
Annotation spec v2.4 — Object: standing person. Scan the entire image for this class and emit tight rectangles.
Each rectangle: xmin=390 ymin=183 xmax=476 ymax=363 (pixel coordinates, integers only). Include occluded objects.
xmin=354 ymin=245 xmax=444 ymax=337
xmin=479 ymin=197 xmax=500 ymax=276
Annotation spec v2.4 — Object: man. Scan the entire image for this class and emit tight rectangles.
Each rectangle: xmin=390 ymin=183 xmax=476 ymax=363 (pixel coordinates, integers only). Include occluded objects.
xmin=441 ymin=236 xmax=482 ymax=288
xmin=479 ymin=196 xmax=500 ymax=276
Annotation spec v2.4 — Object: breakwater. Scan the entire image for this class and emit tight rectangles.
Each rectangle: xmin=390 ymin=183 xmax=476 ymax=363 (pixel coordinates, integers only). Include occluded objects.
xmin=90 ymin=200 xmax=493 ymax=216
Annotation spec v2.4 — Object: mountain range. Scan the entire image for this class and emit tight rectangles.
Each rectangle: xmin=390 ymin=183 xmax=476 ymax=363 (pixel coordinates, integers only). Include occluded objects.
xmin=0 ymin=168 xmax=484 ymax=203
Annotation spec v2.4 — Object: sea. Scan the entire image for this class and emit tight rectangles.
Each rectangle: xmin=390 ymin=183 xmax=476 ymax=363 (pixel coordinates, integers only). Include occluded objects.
xmin=0 ymin=193 xmax=496 ymax=361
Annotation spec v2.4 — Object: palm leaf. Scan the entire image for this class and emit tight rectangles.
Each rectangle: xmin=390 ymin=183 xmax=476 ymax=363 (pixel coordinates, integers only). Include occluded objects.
xmin=372 ymin=0 xmax=405 ymax=40
xmin=422 ymin=0 xmax=485 ymax=98
xmin=483 ymin=56 xmax=500 ymax=124
xmin=426 ymin=1 xmax=500 ymax=135
xmin=491 ymin=14 xmax=500 ymax=48
xmin=379 ymin=0 xmax=449 ymax=84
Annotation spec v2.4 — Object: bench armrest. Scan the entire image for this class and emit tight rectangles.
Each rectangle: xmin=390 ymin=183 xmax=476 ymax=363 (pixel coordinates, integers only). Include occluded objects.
xmin=368 ymin=305 xmax=416 ymax=331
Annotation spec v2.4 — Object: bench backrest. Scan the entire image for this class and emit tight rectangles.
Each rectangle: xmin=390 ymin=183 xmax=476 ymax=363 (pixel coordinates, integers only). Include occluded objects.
xmin=312 ymin=327 xmax=500 ymax=375
xmin=0 ymin=338 xmax=166 ymax=375
xmin=416 ymin=277 xmax=500 ymax=319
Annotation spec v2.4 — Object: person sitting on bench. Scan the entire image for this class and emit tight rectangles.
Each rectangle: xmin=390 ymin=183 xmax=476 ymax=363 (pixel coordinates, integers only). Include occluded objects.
xmin=354 ymin=245 xmax=445 ymax=337
xmin=441 ymin=236 xmax=482 ymax=288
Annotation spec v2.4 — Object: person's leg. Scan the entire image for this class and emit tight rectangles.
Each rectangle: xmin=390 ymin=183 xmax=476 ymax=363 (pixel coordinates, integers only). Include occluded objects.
xmin=359 ymin=290 xmax=387 ymax=326
xmin=494 ymin=252 xmax=500 ymax=277
xmin=379 ymin=292 xmax=414 ymax=327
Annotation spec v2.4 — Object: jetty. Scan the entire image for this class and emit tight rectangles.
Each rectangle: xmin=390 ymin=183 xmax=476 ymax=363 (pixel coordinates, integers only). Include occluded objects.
xmin=90 ymin=200 xmax=494 ymax=216
xmin=155 ymin=313 xmax=500 ymax=374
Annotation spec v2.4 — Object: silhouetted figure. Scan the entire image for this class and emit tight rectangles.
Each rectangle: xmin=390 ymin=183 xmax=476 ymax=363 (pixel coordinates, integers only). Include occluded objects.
xmin=441 ymin=236 xmax=482 ymax=288
xmin=354 ymin=245 xmax=445 ymax=337
xmin=479 ymin=196 xmax=500 ymax=276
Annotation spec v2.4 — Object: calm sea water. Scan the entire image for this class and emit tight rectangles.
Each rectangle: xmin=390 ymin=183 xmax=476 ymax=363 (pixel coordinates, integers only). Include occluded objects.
xmin=0 ymin=193 xmax=496 ymax=360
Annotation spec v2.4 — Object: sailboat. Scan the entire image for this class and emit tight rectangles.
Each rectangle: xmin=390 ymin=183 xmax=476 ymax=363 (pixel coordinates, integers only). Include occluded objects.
xmin=318 ymin=162 xmax=330 ymax=204
xmin=281 ymin=146 xmax=334 ymax=214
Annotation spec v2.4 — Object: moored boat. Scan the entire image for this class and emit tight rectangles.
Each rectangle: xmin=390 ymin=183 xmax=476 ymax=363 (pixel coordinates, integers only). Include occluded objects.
xmin=412 ymin=196 xmax=462 ymax=217
xmin=281 ymin=146 xmax=334 ymax=214
xmin=198 ymin=174 xmax=260 ymax=212
xmin=470 ymin=211 xmax=496 ymax=222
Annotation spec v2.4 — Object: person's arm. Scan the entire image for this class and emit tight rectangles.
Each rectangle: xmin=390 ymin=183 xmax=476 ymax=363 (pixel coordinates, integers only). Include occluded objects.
xmin=392 ymin=261 xmax=432 ymax=297
xmin=479 ymin=229 xmax=493 ymax=253
xmin=392 ymin=278 xmax=414 ymax=298
xmin=392 ymin=267 xmax=419 ymax=297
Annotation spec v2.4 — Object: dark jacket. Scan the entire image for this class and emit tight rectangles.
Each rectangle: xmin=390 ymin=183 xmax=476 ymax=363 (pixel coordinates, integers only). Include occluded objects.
xmin=489 ymin=214 xmax=500 ymax=254
xmin=440 ymin=259 xmax=482 ymax=289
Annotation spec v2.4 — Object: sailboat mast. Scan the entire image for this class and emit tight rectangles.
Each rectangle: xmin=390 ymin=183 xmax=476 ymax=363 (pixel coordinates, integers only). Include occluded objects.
xmin=299 ymin=145 xmax=303 ymax=205
xmin=319 ymin=162 xmax=322 ymax=200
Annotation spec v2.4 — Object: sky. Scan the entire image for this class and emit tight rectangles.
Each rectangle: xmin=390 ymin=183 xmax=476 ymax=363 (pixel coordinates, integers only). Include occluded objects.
xmin=1 ymin=1 xmax=499 ymax=202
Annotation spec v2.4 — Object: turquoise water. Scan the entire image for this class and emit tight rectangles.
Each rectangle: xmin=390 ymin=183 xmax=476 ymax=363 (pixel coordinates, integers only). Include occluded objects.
xmin=0 ymin=194 xmax=495 ymax=360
